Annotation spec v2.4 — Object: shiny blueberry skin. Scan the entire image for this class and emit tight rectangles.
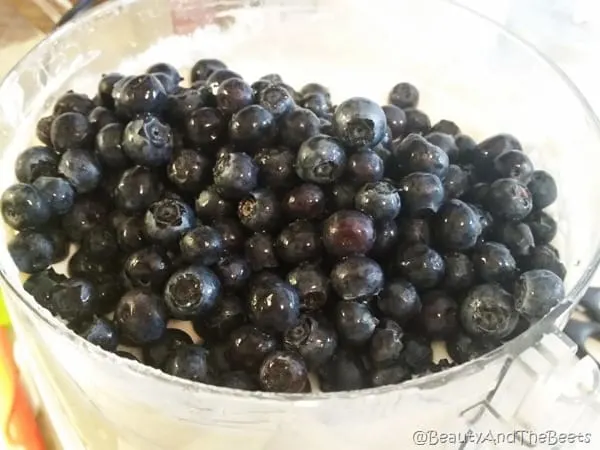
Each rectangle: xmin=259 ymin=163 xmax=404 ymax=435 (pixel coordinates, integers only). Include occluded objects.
xmin=284 ymin=314 xmax=337 ymax=370
xmin=206 ymin=69 xmax=243 ymax=95
xmin=426 ymin=132 xmax=459 ymax=162
xmin=195 ymin=187 xmax=234 ymax=222
xmin=397 ymin=218 xmax=431 ymax=246
xmin=215 ymin=78 xmax=253 ymax=116
xmin=459 ymin=283 xmax=519 ymax=339
xmin=97 ymin=73 xmax=123 ymax=108
xmin=48 ymin=278 xmax=97 ymax=323
xmin=33 ymin=176 xmax=75 ymax=216
xmin=442 ymin=164 xmax=469 ymax=199
xmin=24 ymin=268 xmax=66 ymax=308
xmin=370 ymin=219 xmax=399 ymax=258
xmin=114 ymin=74 xmax=167 ymax=118
xmin=302 ymin=93 xmax=332 ymax=119
xmin=514 ymin=269 xmax=565 ymax=321
xmin=1 ymin=183 xmax=50 ymax=230
xmin=213 ymin=151 xmax=258 ymax=199
xmin=419 ymin=290 xmax=458 ymax=338
xmin=527 ymin=170 xmax=557 ymax=210
xmin=254 ymin=147 xmax=297 ymax=189
xmin=95 ymin=123 xmax=129 ymax=168
xmin=346 ymin=150 xmax=384 ymax=185
xmin=164 ymin=88 xmax=204 ymax=123
xmin=15 ymin=146 xmax=59 ymax=183
xmin=382 ymin=104 xmax=407 ymax=139
xmin=377 ymin=278 xmax=421 ymax=323
xmin=213 ymin=218 xmax=246 ymax=254
xmin=523 ymin=245 xmax=566 ymax=280
xmin=143 ymin=328 xmax=193 ymax=369
xmin=249 ymin=274 xmax=300 ymax=332
xmin=259 ymin=84 xmax=295 ymax=118
xmin=370 ymin=363 xmax=411 ymax=387
xmin=432 ymin=120 xmax=460 ymax=136
xmin=36 ymin=116 xmax=54 ymax=147
xmin=334 ymin=301 xmax=379 ymax=346
xmin=122 ymin=114 xmax=173 ymax=167
xmin=323 ymin=210 xmax=375 ymax=257
xmin=123 ymin=247 xmax=172 ymax=291
xmin=88 ymin=106 xmax=119 ymax=132
xmin=259 ymin=351 xmax=308 ymax=393
xmin=435 ymin=199 xmax=482 ymax=250
xmin=398 ymin=172 xmax=444 ymax=217
xmin=68 ymin=248 xmax=115 ymax=278
xmin=190 ymin=58 xmax=227 ymax=83
xmin=163 ymin=344 xmax=211 ymax=383
xmin=78 ymin=317 xmax=119 ymax=351
xmin=395 ymin=244 xmax=445 ymax=290
xmin=89 ymin=273 xmax=124 ymax=315
xmin=251 ymin=79 xmax=272 ymax=100
xmin=330 ymin=256 xmax=384 ymax=301
xmin=81 ymin=225 xmax=119 ymax=260
xmin=146 ymin=62 xmax=182 ymax=86
xmin=144 ymin=198 xmax=195 ymax=247
xmin=299 ymin=82 xmax=330 ymax=99
xmin=403 ymin=108 xmax=431 ymax=135
xmin=184 ymin=107 xmax=225 ymax=148
xmin=388 ymin=82 xmax=419 ymax=109
xmin=61 ymin=196 xmax=107 ymax=242
xmin=8 ymin=231 xmax=54 ymax=274
xmin=54 ymin=91 xmax=95 ymax=116
xmin=486 ymin=178 xmax=533 ymax=222
xmin=228 ymin=325 xmax=278 ymax=371
xmin=473 ymin=242 xmax=517 ymax=285
xmin=295 ymin=134 xmax=347 ymax=184
xmin=283 ymin=183 xmax=325 ymax=220
xmin=167 ymin=149 xmax=211 ymax=193
xmin=333 ymin=97 xmax=386 ymax=149
xmin=442 ymin=252 xmax=475 ymax=292
xmin=400 ymin=335 xmax=433 ymax=373
xmin=50 ymin=112 xmax=93 ymax=153
xmin=525 ymin=210 xmax=557 ymax=245
xmin=319 ymin=347 xmax=367 ymax=391
xmin=275 ymin=220 xmax=321 ymax=264
xmin=215 ymin=256 xmax=250 ymax=290
xmin=287 ymin=263 xmax=330 ymax=311
xmin=192 ymin=293 xmax=246 ymax=343
xmin=229 ymin=104 xmax=276 ymax=149
xmin=180 ymin=226 xmax=224 ymax=265
xmin=446 ymin=332 xmax=498 ymax=364
xmin=369 ymin=319 xmax=404 ymax=367
xmin=393 ymin=133 xmax=449 ymax=179
xmin=492 ymin=222 xmax=535 ymax=257
xmin=116 ymin=216 xmax=146 ymax=252
xmin=354 ymin=181 xmax=401 ymax=221
xmin=238 ymin=189 xmax=281 ymax=232
xmin=493 ymin=150 xmax=534 ymax=183
xmin=164 ymin=265 xmax=220 ymax=319
xmin=244 ymin=233 xmax=278 ymax=271
xmin=58 ymin=149 xmax=102 ymax=194
xmin=473 ymin=133 xmax=522 ymax=175
xmin=455 ymin=134 xmax=477 ymax=162
xmin=280 ymin=107 xmax=321 ymax=149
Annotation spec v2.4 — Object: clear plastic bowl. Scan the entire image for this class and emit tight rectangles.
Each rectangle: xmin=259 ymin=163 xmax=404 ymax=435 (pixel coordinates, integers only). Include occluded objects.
xmin=2 ymin=0 xmax=600 ymax=449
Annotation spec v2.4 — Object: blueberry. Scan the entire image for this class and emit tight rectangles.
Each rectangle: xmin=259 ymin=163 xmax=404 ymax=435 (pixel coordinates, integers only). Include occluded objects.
xmin=370 ymin=363 xmax=411 ymax=387
xmin=57 ymin=149 xmax=101 ymax=194
xmin=179 ymin=226 xmax=223 ymax=265
xmin=146 ymin=62 xmax=182 ymax=87
xmin=514 ymin=269 xmax=565 ymax=321
xmin=527 ymin=170 xmax=557 ymax=210
xmin=377 ymin=279 xmax=421 ymax=323
xmin=403 ymin=108 xmax=431 ymax=135
xmin=330 ymin=256 xmax=384 ymax=301
xmin=333 ymin=97 xmax=386 ymax=148
xmin=275 ymin=220 xmax=321 ymax=264
xmin=464 ymin=182 xmax=490 ymax=206
xmin=472 ymin=242 xmax=517 ymax=285
xmin=441 ymin=164 xmax=468 ymax=200
xmin=215 ymin=256 xmax=250 ymax=290
xmin=88 ymin=106 xmax=118 ymax=132
xmin=388 ymin=82 xmax=419 ymax=109
xmin=259 ymin=351 xmax=308 ymax=393
xmin=114 ymin=74 xmax=167 ymax=118
xmin=418 ymin=291 xmax=458 ymax=338
xmin=61 ymin=196 xmax=108 ymax=242
xmin=192 ymin=293 xmax=246 ymax=342
xmin=354 ymin=181 xmax=401 ymax=221
xmin=493 ymin=150 xmax=534 ymax=183
xmin=393 ymin=134 xmax=449 ymax=179
xmin=32 ymin=176 xmax=75 ymax=216
xmin=68 ymin=248 xmax=116 ymax=278
xmin=397 ymin=218 xmax=431 ymax=245
xmin=319 ymin=347 xmax=367 ymax=391
xmin=166 ymin=149 xmax=211 ymax=193
xmin=220 ymin=371 xmax=259 ymax=390
xmin=213 ymin=151 xmax=258 ymax=199
xmin=382 ymin=104 xmax=407 ymax=139
xmin=328 ymin=182 xmax=358 ymax=211
xmin=144 ymin=198 xmax=195 ymax=246
xmin=163 ymin=344 xmax=211 ymax=383
xmin=426 ymin=132 xmax=459 ymax=162
xmin=123 ymin=247 xmax=172 ymax=291
xmin=54 ymin=91 xmax=95 ymax=116
xmin=143 ymin=328 xmax=193 ymax=369
xmin=442 ymin=252 xmax=475 ymax=292
xmin=301 ymin=93 xmax=331 ymax=119
xmin=455 ymin=134 xmax=477 ymax=163
xmin=8 ymin=231 xmax=54 ymax=273
xmin=370 ymin=219 xmax=399 ymax=257
xmin=486 ymin=178 xmax=532 ymax=221
xmin=295 ymin=134 xmax=347 ymax=184
xmin=195 ymin=187 xmax=235 ymax=221
xmin=190 ymin=59 xmax=227 ymax=83
xmin=244 ymin=233 xmax=278 ymax=271
xmin=395 ymin=244 xmax=445 ymax=290
xmin=249 ymin=274 xmax=300 ymax=332
xmin=525 ymin=210 xmax=557 ymax=245
xmin=78 ymin=317 xmax=119 ymax=351
xmin=206 ymin=69 xmax=243 ymax=95
xmin=251 ymin=79 xmax=272 ymax=100
xmin=284 ymin=314 xmax=337 ymax=370
xmin=397 ymin=172 xmax=444 ymax=218
xmin=184 ymin=107 xmax=226 ymax=148
xmin=46 ymin=228 xmax=69 ymax=262
xmin=254 ymin=147 xmax=297 ymax=189
xmin=346 ymin=150 xmax=384 ymax=185
xmin=300 ymin=83 xmax=330 ymax=100
xmin=15 ymin=146 xmax=59 ymax=183
xmin=459 ymin=283 xmax=519 ymax=339
xmin=97 ymin=73 xmax=124 ymax=108
xmin=492 ymin=222 xmax=535 ymax=257
xmin=259 ymin=85 xmax=295 ymax=118
xmin=114 ymin=289 xmax=167 ymax=345
xmin=435 ymin=199 xmax=482 ymax=250
xmin=400 ymin=335 xmax=433 ymax=373
xmin=116 ymin=216 xmax=146 ymax=252
xmin=287 ymin=263 xmax=329 ymax=311
xmin=36 ymin=116 xmax=55 ymax=146
xmin=213 ymin=218 xmax=246 ymax=254
xmin=48 ymin=278 xmax=97 ymax=323
xmin=1 ymin=183 xmax=50 ymax=230
xmin=215 ymin=78 xmax=253 ymax=116
xmin=164 ymin=89 xmax=204 ymax=123
xmin=122 ymin=114 xmax=173 ymax=167
xmin=229 ymin=105 xmax=276 ymax=149
xmin=95 ymin=123 xmax=128 ymax=168
xmin=280 ymin=107 xmax=321 ymax=149
xmin=283 ymin=183 xmax=325 ymax=220
xmin=50 ymin=112 xmax=93 ymax=153
xmin=90 ymin=274 xmax=125 ymax=315
xmin=334 ymin=300 xmax=378 ymax=346
xmin=431 ymin=120 xmax=460 ymax=136
xmin=369 ymin=319 xmax=404 ymax=367
xmin=467 ymin=203 xmax=494 ymax=237
xmin=81 ymin=225 xmax=119 ymax=260
xmin=163 ymin=265 xmax=220 ymax=319
xmin=446 ymin=332 xmax=499 ymax=364
xmin=523 ymin=245 xmax=566 ymax=280
xmin=474 ymin=133 xmax=522 ymax=175
xmin=238 ymin=189 xmax=281 ymax=232
xmin=228 ymin=325 xmax=278 ymax=371
xmin=24 ymin=268 xmax=66 ymax=308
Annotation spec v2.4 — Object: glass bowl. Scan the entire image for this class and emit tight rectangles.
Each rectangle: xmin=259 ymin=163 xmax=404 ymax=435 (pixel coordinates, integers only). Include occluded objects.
xmin=2 ymin=0 xmax=600 ymax=448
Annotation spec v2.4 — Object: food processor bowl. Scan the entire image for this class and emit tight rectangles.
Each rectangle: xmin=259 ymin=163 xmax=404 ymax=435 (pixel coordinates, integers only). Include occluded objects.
xmin=2 ymin=0 xmax=600 ymax=449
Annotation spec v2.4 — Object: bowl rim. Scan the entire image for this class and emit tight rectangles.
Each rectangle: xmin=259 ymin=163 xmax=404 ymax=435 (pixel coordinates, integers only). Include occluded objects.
xmin=2 ymin=0 xmax=600 ymax=404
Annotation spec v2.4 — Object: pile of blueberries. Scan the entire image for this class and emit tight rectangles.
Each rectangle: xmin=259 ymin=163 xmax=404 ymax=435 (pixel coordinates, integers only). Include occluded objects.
xmin=1 ymin=58 xmax=567 ymax=393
